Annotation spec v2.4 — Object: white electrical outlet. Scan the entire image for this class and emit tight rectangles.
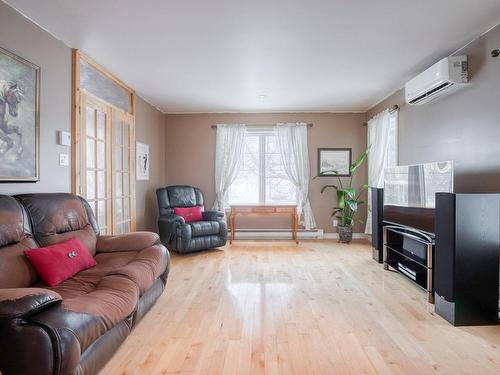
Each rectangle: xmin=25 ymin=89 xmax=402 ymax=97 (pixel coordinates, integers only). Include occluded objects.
xmin=59 ymin=153 xmax=69 ymax=166
xmin=332 ymin=219 xmax=338 ymax=227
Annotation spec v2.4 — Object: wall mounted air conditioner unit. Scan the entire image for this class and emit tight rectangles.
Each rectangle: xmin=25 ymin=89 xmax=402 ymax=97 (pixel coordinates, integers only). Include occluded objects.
xmin=405 ymin=55 xmax=469 ymax=105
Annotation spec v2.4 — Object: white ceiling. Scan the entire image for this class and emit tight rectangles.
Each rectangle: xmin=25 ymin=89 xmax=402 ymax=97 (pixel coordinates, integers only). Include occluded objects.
xmin=5 ymin=0 xmax=500 ymax=113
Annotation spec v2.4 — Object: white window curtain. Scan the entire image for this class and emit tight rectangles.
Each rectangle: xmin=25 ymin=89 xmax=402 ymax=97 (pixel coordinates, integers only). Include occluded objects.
xmin=275 ymin=123 xmax=317 ymax=230
xmin=213 ymin=124 xmax=246 ymax=211
xmin=365 ymin=109 xmax=398 ymax=234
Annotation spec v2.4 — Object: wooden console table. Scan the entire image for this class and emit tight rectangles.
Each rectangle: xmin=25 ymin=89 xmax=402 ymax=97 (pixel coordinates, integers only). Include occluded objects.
xmin=228 ymin=205 xmax=299 ymax=244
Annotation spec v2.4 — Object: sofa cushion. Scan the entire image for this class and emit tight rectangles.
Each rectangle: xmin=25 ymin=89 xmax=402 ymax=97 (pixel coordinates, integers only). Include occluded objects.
xmin=40 ymin=245 xmax=167 ymax=303
xmin=0 ymin=195 xmax=40 ymax=289
xmin=96 ymin=232 xmax=162 ymax=253
xmin=189 ymin=221 xmax=221 ymax=237
xmin=102 ymin=246 xmax=168 ymax=294
xmin=32 ymin=274 xmax=139 ymax=354
xmin=40 ymin=251 xmax=138 ymax=299
xmin=0 ymin=195 xmax=30 ymax=248
xmin=25 ymin=238 xmax=97 ymax=287
xmin=61 ymin=275 xmax=138 ymax=329
xmin=15 ymin=193 xmax=99 ymax=256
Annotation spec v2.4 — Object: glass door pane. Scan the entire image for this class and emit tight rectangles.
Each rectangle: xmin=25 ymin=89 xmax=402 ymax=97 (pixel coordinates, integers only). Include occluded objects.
xmin=80 ymin=93 xmax=111 ymax=235
xmin=111 ymin=109 xmax=135 ymax=234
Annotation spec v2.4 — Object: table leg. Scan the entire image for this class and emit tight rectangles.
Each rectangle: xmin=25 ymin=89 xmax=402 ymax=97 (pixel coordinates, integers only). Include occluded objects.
xmin=229 ymin=214 xmax=234 ymax=244
xmin=293 ymin=212 xmax=299 ymax=244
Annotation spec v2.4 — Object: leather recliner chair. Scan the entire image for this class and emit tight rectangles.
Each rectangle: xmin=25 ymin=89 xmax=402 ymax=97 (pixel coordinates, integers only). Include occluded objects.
xmin=156 ymin=185 xmax=227 ymax=253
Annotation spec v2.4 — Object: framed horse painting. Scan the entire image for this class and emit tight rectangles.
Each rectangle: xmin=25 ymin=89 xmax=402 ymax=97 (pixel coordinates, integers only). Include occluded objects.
xmin=0 ymin=46 xmax=40 ymax=182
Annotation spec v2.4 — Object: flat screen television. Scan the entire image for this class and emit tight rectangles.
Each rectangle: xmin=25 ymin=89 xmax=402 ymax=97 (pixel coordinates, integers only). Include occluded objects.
xmin=383 ymin=161 xmax=453 ymax=233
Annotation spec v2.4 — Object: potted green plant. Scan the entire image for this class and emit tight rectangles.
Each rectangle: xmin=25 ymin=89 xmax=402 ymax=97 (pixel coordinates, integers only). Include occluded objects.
xmin=315 ymin=148 xmax=369 ymax=243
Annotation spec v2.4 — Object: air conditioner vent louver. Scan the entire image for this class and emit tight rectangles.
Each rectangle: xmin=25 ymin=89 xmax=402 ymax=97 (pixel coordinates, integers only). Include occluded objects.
xmin=408 ymin=82 xmax=453 ymax=104
xmin=405 ymin=56 xmax=468 ymax=106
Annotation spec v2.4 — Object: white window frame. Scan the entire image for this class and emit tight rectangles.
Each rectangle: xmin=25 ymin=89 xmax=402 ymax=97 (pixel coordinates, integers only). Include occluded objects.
xmin=228 ymin=127 xmax=296 ymax=206
xmin=256 ymin=131 xmax=267 ymax=204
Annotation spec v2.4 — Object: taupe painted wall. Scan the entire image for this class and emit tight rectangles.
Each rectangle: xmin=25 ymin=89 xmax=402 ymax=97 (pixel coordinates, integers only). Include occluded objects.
xmin=135 ymin=97 xmax=167 ymax=231
xmin=368 ymin=24 xmax=500 ymax=193
xmin=0 ymin=1 xmax=71 ymax=194
xmin=164 ymin=113 xmax=367 ymax=233
xmin=0 ymin=2 xmax=167 ymax=232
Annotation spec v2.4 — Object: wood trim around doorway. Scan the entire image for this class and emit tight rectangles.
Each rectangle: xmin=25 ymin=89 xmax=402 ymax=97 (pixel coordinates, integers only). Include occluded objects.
xmin=71 ymin=49 xmax=136 ymax=233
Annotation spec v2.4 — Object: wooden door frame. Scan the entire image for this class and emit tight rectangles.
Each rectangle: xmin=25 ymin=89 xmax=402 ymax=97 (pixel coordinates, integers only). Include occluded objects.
xmin=72 ymin=49 xmax=136 ymax=232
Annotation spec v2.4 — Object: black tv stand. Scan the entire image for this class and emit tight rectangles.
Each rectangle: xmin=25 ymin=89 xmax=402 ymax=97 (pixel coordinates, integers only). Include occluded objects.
xmin=383 ymin=225 xmax=434 ymax=303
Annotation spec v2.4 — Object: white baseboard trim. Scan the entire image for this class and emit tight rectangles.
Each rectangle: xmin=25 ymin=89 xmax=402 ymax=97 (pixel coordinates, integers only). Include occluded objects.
xmin=230 ymin=229 xmax=370 ymax=241
xmin=323 ymin=232 xmax=370 ymax=240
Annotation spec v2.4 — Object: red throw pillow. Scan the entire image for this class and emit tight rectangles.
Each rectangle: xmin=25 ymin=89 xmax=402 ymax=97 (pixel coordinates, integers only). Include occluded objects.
xmin=174 ymin=206 xmax=203 ymax=223
xmin=24 ymin=237 xmax=97 ymax=287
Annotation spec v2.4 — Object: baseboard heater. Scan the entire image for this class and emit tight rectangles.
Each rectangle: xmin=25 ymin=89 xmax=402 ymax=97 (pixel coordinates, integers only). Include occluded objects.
xmin=229 ymin=229 xmax=368 ymax=241
xmin=230 ymin=228 xmax=324 ymax=240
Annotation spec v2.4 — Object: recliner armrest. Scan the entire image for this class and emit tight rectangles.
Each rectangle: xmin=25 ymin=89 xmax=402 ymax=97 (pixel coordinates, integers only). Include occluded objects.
xmin=0 ymin=288 xmax=62 ymax=320
xmin=202 ymin=210 xmax=225 ymax=221
xmin=97 ymin=231 xmax=161 ymax=253
xmin=158 ymin=214 xmax=186 ymax=243
xmin=159 ymin=214 xmax=186 ymax=226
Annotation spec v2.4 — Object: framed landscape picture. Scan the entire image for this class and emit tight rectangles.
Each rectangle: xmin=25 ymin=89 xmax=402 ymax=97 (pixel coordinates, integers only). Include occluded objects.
xmin=0 ymin=46 xmax=40 ymax=182
xmin=317 ymin=148 xmax=352 ymax=177
xmin=136 ymin=141 xmax=149 ymax=181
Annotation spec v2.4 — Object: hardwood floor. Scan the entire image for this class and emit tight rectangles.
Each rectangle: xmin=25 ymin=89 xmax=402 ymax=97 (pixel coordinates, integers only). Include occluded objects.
xmin=100 ymin=240 xmax=500 ymax=375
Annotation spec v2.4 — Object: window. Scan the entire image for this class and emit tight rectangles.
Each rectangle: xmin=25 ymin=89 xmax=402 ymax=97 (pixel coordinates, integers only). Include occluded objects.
xmin=228 ymin=130 xmax=296 ymax=206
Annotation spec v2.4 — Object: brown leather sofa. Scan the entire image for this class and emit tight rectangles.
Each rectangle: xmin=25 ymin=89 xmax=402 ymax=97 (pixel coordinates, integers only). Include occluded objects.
xmin=0 ymin=193 xmax=170 ymax=375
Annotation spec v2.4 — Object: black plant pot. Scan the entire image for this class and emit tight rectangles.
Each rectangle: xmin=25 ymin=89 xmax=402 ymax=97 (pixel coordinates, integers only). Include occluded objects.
xmin=338 ymin=226 xmax=353 ymax=243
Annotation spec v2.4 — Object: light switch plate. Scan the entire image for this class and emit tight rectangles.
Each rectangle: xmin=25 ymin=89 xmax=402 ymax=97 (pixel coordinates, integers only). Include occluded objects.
xmin=59 ymin=153 xmax=69 ymax=166
xmin=57 ymin=131 xmax=71 ymax=146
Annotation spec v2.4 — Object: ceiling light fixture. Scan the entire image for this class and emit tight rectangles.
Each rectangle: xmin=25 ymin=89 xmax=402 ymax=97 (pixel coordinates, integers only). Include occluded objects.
xmin=259 ymin=94 xmax=267 ymax=100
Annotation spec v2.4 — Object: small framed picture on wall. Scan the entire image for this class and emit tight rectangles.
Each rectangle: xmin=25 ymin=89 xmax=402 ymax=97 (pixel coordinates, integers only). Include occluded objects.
xmin=317 ymin=148 xmax=352 ymax=177
xmin=136 ymin=142 xmax=149 ymax=181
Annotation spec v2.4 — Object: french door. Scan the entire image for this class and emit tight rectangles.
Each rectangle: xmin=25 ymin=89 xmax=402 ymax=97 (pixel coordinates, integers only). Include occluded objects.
xmin=111 ymin=108 xmax=136 ymax=234
xmin=78 ymin=92 xmax=135 ymax=234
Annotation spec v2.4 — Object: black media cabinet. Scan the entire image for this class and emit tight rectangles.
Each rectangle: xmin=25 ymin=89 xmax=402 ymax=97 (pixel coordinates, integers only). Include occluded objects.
xmin=383 ymin=225 xmax=435 ymax=303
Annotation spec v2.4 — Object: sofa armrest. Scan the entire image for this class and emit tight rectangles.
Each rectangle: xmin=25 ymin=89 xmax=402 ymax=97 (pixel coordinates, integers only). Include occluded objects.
xmin=202 ymin=210 xmax=225 ymax=221
xmin=0 ymin=288 xmax=62 ymax=320
xmin=97 ymin=231 xmax=161 ymax=253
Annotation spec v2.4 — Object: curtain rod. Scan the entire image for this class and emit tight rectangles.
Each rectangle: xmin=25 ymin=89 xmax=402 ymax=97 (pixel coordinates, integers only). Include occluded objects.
xmin=210 ymin=123 xmax=313 ymax=129
xmin=363 ymin=105 xmax=399 ymax=126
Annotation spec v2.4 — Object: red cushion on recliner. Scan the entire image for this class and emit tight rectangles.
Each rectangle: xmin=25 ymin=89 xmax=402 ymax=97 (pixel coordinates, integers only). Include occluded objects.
xmin=173 ymin=206 xmax=203 ymax=223
xmin=24 ymin=237 xmax=97 ymax=287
